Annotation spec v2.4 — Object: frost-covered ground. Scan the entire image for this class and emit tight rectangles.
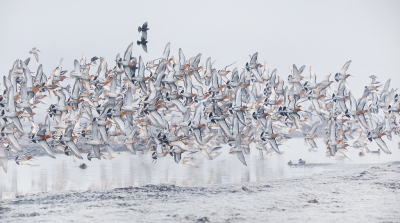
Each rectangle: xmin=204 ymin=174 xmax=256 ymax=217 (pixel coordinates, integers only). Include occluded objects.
xmin=0 ymin=161 xmax=399 ymax=222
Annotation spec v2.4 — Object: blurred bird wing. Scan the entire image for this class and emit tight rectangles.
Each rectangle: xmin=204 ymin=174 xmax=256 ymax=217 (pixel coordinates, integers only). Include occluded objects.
xmin=235 ymin=133 xmax=242 ymax=149
xmin=33 ymin=52 xmax=39 ymax=62
xmin=0 ymin=158 xmax=8 ymax=173
xmin=309 ymin=121 xmax=320 ymax=135
xmin=235 ymin=151 xmax=247 ymax=166
xmin=309 ymin=67 xmax=316 ymax=83
xmin=179 ymin=48 xmax=186 ymax=66
xmin=339 ymin=60 xmax=352 ymax=75
xmin=7 ymin=86 xmax=15 ymax=112
xmin=138 ymin=56 xmax=145 ymax=77
xmin=193 ymin=102 xmax=204 ymax=126
xmin=142 ymin=43 xmax=148 ymax=53
xmin=162 ymin=42 xmax=170 ymax=60
xmin=349 ymin=92 xmax=357 ymax=111
xmin=92 ymin=121 xmax=100 ymax=140
xmin=169 ymin=141 xmax=189 ymax=151
xmin=250 ymin=52 xmax=258 ymax=65
xmin=383 ymin=79 xmax=391 ymax=91
xmin=124 ymin=43 xmax=133 ymax=62
xmin=374 ymin=137 xmax=391 ymax=154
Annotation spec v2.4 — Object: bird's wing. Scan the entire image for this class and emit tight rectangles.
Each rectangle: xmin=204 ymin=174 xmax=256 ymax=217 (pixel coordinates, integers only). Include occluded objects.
xmin=137 ymin=56 xmax=145 ymax=78
xmin=11 ymin=117 xmax=24 ymax=133
xmin=7 ymin=133 xmax=22 ymax=151
xmin=124 ymin=86 xmax=133 ymax=107
xmin=270 ymin=69 xmax=277 ymax=85
xmin=200 ymin=149 xmax=213 ymax=160
xmin=235 ymin=151 xmax=247 ymax=166
xmin=192 ymin=129 xmax=203 ymax=145
xmin=298 ymin=65 xmax=305 ymax=75
xmin=154 ymin=59 xmax=167 ymax=78
xmin=193 ymin=85 xmax=204 ymax=97
xmin=383 ymin=79 xmax=391 ymax=91
xmin=124 ymin=43 xmax=133 ymax=62
xmin=65 ymin=127 xmax=73 ymax=138
xmin=162 ymin=42 xmax=170 ymax=60
xmin=127 ymin=128 xmax=137 ymax=140
xmin=338 ymin=148 xmax=351 ymax=159
xmin=20 ymin=81 xmax=29 ymax=102
xmin=7 ymin=86 xmax=15 ymax=112
xmin=329 ymin=120 xmax=336 ymax=142
xmin=205 ymin=57 xmax=212 ymax=75
xmin=171 ymin=99 xmax=187 ymax=114
xmin=357 ymin=97 xmax=367 ymax=110
xmin=34 ymin=53 xmax=39 ymax=62
xmin=374 ymin=137 xmax=391 ymax=154
xmin=309 ymin=121 xmax=320 ymax=135
xmin=235 ymin=133 xmax=242 ymax=149
xmin=126 ymin=143 xmax=136 ymax=154
xmin=92 ymin=121 xmax=100 ymax=140
xmin=268 ymin=138 xmax=280 ymax=154
xmin=312 ymin=99 xmax=321 ymax=115
xmin=349 ymin=92 xmax=357 ymax=112
xmin=183 ymin=107 xmax=191 ymax=122
xmin=307 ymin=138 xmax=318 ymax=148
xmin=66 ymin=141 xmax=83 ymax=159
xmin=179 ymin=48 xmax=186 ymax=66
xmin=114 ymin=116 xmax=126 ymax=135
xmin=337 ymin=80 xmax=346 ymax=96
xmin=38 ymin=140 xmax=55 ymax=158
xmin=192 ymin=53 xmax=202 ymax=68
xmin=339 ymin=100 xmax=347 ymax=112
xmin=0 ymin=158 xmax=8 ymax=173
xmin=34 ymin=64 xmax=44 ymax=85
xmin=356 ymin=132 xmax=367 ymax=142
xmin=169 ymin=141 xmax=189 ymax=151
xmin=292 ymin=64 xmax=298 ymax=78
xmin=329 ymin=145 xmax=337 ymax=156
xmin=310 ymin=67 xmax=316 ymax=83
xmin=55 ymin=90 xmax=66 ymax=106
xmin=74 ymin=59 xmax=80 ymax=73
xmin=323 ymin=73 xmax=331 ymax=82
xmin=266 ymin=116 xmax=273 ymax=134
xmin=217 ymin=120 xmax=234 ymax=139
xmin=193 ymin=102 xmax=204 ymax=126
xmin=235 ymin=87 xmax=242 ymax=107
xmin=142 ymin=43 xmax=148 ymax=53
xmin=99 ymin=125 xmax=108 ymax=142
xmin=339 ymin=60 xmax=352 ymax=75
xmin=250 ymin=52 xmax=258 ymax=65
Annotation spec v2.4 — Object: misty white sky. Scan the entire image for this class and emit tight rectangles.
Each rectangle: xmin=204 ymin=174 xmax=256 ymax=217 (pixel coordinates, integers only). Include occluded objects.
xmin=0 ymin=0 xmax=399 ymax=98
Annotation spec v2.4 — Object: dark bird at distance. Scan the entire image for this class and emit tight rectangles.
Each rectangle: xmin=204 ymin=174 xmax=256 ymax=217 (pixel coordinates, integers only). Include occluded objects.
xmin=137 ymin=36 xmax=148 ymax=53
xmin=138 ymin=22 xmax=149 ymax=39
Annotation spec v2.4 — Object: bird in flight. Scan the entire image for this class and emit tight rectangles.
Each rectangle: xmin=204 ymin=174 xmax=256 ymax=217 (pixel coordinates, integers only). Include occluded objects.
xmin=137 ymin=36 xmax=148 ymax=53
xmin=138 ymin=22 xmax=149 ymax=39
xmin=29 ymin=47 xmax=40 ymax=62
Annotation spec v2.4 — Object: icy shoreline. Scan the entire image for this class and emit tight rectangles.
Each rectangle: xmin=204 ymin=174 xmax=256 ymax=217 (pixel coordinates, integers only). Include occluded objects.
xmin=1 ymin=161 xmax=399 ymax=222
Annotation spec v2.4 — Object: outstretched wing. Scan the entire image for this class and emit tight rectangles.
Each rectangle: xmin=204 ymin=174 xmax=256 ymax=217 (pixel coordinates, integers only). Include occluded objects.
xmin=374 ymin=137 xmax=391 ymax=154
xmin=142 ymin=43 xmax=148 ymax=53
xmin=339 ymin=60 xmax=352 ymax=75
xmin=162 ymin=42 xmax=170 ymax=60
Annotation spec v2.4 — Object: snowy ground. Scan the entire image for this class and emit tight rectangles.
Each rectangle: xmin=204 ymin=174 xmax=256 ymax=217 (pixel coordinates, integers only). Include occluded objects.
xmin=0 ymin=161 xmax=399 ymax=222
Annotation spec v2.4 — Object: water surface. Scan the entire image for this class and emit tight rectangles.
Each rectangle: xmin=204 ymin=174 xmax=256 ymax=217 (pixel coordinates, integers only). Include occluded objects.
xmin=1 ymin=138 xmax=398 ymax=199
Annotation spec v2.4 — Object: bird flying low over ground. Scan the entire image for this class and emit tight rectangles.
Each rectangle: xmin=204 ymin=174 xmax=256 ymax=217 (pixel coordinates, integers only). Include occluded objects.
xmin=0 ymin=39 xmax=397 ymax=174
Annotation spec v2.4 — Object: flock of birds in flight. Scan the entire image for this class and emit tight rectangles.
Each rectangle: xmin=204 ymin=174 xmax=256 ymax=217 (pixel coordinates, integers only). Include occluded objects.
xmin=0 ymin=22 xmax=398 ymax=173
